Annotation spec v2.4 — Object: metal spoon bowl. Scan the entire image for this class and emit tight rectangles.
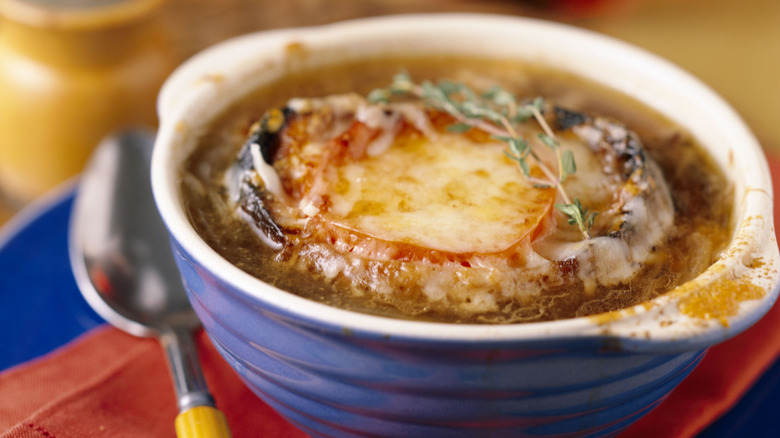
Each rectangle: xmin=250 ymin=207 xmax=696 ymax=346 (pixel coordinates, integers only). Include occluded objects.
xmin=69 ymin=130 xmax=231 ymax=437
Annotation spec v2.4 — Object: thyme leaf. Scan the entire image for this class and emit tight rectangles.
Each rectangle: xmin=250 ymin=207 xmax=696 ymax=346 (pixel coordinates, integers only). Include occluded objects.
xmin=367 ymin=88 xmax=391 ymax=103
xmin=538 ymin=133 xmax=558 ymax=150
xmin=369 ymin=74 xmax=597 ymax=239
xmin=446 ymin=122 xmax=472 ymax=133
xmin=560 ymin=150 xmax=576 ymax=182
xmin=556 ymin=200 xmax=597 ymax=238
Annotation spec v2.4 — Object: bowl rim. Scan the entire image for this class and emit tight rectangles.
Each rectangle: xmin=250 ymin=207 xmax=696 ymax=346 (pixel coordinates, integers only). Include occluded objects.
xmin=151 ymin=13 xmax=780 ymax=352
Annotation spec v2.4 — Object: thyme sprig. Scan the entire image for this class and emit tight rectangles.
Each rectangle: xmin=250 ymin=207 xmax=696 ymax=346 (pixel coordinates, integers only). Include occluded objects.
xmin=368 ymin=72 xmax=597 ymax=239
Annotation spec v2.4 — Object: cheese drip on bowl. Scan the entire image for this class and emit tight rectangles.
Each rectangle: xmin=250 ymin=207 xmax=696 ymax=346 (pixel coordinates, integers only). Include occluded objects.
xmin=224 ymin=92 xmax=674 ymax=319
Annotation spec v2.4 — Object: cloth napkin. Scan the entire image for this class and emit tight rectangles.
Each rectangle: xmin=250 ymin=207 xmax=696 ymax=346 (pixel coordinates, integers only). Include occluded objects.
xmin=0 ymin=328 xmax=305 ymax=438
xmin=1 ymin=156 xmax=779 ymax=438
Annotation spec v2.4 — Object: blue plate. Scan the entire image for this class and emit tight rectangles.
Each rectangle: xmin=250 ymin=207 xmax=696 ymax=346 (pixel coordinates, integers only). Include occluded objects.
xmin=0 ymin=186 xmax=104 ymax=369
xmin=0 ymin=186 xmax=776 ymax=436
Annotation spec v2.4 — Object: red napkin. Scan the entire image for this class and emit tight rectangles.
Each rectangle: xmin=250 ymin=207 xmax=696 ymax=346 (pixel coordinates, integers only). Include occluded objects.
xmin=0 ymin=328 xmax=306 ymax=438
xmin=1 ymin=156 xmax=779 ymax=438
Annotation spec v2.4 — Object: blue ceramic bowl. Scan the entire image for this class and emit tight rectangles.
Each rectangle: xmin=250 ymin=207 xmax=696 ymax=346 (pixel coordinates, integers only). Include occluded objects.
xmin=152 ymin=15 xmax=780 ymax=437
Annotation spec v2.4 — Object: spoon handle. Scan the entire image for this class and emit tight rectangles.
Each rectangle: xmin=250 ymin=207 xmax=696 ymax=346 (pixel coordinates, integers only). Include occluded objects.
xmin=160 ymin=326 xmax=232 ymax=438
xmin=175 ymin=406 xmax=232 ymax=438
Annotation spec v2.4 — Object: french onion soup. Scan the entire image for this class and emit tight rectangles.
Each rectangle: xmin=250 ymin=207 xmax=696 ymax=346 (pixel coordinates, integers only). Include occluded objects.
xmin=180 ymin=56 xmax=732 ymax=323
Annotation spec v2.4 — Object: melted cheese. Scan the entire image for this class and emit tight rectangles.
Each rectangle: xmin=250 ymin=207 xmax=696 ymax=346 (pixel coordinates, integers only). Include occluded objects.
xmin=320 ymin=132 xmax=554 ymax=254
xmin=229 ymin=93 xmax=677 ymax=318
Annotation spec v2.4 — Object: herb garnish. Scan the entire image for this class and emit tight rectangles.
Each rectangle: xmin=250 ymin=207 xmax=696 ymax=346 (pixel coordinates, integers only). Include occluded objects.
xmin=368 ymin=72 xmax=597 ymax=239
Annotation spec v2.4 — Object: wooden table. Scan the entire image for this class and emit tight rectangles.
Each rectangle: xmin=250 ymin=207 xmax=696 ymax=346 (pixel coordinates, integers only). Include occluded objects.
xmin=2 ymin=0 xmax=778 ymax=222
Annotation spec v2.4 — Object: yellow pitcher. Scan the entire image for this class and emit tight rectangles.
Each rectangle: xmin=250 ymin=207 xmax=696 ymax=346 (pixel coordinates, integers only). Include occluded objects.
xmin=0 ymin=0 xmax=177 ymax=204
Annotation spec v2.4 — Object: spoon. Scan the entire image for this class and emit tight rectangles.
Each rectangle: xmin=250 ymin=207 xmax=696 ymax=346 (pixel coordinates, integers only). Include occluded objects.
xmin=69 ymin=130 xmax=232 ymax=437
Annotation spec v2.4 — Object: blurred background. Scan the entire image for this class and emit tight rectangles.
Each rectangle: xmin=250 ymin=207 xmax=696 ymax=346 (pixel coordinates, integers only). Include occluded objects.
xmin=0 ymin=0 xmax=777 ymax=224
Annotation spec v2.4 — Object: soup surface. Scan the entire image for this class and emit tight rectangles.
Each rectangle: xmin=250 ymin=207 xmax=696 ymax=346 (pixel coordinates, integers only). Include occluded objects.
xmin=180 ymin=55 xmax=732 ymax=323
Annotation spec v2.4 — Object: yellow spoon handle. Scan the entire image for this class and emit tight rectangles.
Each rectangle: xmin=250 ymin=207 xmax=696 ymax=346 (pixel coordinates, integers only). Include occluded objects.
xmin=175 ymin=405 xmax=232 ymax=438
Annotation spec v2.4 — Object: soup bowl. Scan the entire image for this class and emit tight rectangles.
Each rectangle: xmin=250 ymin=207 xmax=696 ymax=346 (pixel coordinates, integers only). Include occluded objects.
xmin=151 ymin=14 xmax=780 ymax=437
